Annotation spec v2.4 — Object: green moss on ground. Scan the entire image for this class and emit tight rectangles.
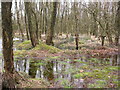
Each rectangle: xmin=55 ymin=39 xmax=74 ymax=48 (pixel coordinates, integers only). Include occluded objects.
xmin=16 ymin=40 xmax=32 ymax=50
xmin=14 ymin=40 xmax=61 ymax=60
xmin=33 ymin=42 xmax=61 ymax=53
xmin=16 ymin=40 xmax=61 ymax=53
xmin=14 ymin=50 xmax=27 ymax=60
xmin=88 ymin=80 xmax=107 ymax=88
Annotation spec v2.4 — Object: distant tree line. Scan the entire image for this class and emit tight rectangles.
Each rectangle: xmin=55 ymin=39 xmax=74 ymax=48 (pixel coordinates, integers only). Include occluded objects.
xmin=11 ymin=1 xmax=119 ymax=47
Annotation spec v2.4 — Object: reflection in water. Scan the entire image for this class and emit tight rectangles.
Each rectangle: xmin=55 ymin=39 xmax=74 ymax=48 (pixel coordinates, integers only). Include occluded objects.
xmin=112 ymin=55 xmax=118 ymax=66
xmin=110 ymin=55 xmax=119 ymax=66
xmin=14 ymin=54 xmax=119 ymax=88
xmin=29 ymin=60 xmax=38 ymax=78
xmin=14 ymin=59 xmax=30 ymax=74
xmin=43 ymin=61 xmax=54 ymax=82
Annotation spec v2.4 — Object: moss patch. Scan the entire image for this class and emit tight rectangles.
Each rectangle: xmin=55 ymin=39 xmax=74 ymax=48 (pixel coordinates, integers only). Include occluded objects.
xmin=14 ymin=41 xmax=62 ymax=60
xmin=16 ymin=40 xmax=32 ymax=50
xmin=33 ymin=42 xmax=61 ymax=53
xmin=14 ymin=50 xmax=27 ymax=60
xmin=88 ymin=80 xmax=107 ymax=88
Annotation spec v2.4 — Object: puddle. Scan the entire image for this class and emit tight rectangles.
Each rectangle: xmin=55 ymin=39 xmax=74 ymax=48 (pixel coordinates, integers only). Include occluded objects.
xmin=14 ymin=58 xmax=83 ymax=87
xmin=13 ymin=54 xmax=119 ymax=88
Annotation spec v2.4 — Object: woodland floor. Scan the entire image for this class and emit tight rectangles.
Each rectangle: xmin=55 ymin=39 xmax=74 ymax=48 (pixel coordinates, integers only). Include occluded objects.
xmin=1 ymin=34 xmax=119 ymax=88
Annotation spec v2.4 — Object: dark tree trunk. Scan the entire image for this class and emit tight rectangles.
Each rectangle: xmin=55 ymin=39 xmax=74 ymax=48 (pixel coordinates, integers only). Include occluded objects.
xmin=2 ymin=2 xmax=16 ymax=88
xmin=35 ymin=15 xmax=39 ymax=41
xmin=105 ymin=22 xmax=113 ymax=45
xmin=74 ymin=3 xmax=79 ymax=50
xmin=75 ymin=16 xmax=79 ymax=50
xmin=46 ymin=2 xmax=57 ymax=45
xmin=25 ymin=13 xmax=30 ymax=40
xmin=25 ymin=2 xmax=39 ymax=47
xmin=39 ymin=7 xmax=43 ymax=39
xmin=106 ymin=32 xmax=113 ymax=45
xmin=115 ymin=1 xmax=120 ymax=46
xmin=43 ymin=61 xmax=54 ymax=82
xmin=32 ymin=10 xmax=39 ymax=41
xmin=29 ymin=61 xmax=38 ymax=78
xmin=101 ymin=36 xmax=106 ymax=46
xmin=60 ymin=6 xmax=65 ymax=36
xmin=92 ymin=13 xmax=98 ymax=37
xmin=44 ymin=4 xmax=48 ymax=35
xmin=75 ymin=34 xmax=79 ymax=50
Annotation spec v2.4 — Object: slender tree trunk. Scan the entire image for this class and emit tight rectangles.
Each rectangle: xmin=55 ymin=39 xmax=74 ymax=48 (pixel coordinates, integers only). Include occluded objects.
xmin=106 ymin=31 xmax=113 ymax=45
xmin=42 ymin=11 xmax=45 ymax=34
xmin=105 ymin=22 xmax=113 ymax=45
xmin=32 ymin=10 xmax=39 ymax=41
xmin=64 ymin=3 xmax=68 ymax=38
xmin=44 ymin=3 xmax=48 ymax=35
xmin=39 ymin=8 xmax=43 ymax=39
xmin=38 ymin=2 xmax=43 ymax=39
xmin=75 ymin=15 xmax=79 ymax=50
xmin=15 ymin=2 xmax=24 ymax=42
xmin=2 ymin=2 xmax=16 ymax=88
xmin=103 ymin=3 xmax=113 ymax=46
xmin=35 ymin=15 xmax=39 ymax=41
xmin=74 ymin=2 xmax=79 ymax=50
xmin=25 ymin=2 xmax=38 ymax=47
xmin=46 ymin=2 xmax=57 ymax=45
xmin=25 ymin=13 xmax=30 ymax=40
xmin=16 ymin=11 xmax=24 ymax=42
xmin=60 ymin=6 xmax=65 ymax=36
xmin=75 ymin=34 xmax=79 ymax=50
xmin=101 ymin=36 xmax=106 ymax=46
xmin=115 ymin=1 xmax=120 ymax=46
